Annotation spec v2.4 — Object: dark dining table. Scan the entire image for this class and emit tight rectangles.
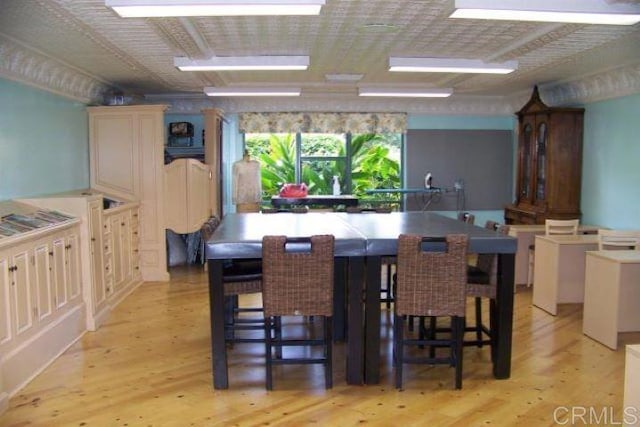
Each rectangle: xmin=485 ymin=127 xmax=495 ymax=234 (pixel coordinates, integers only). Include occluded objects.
xmin=335 ymin=211 xmax=517 ymax=383
xmin=205 ymin=211 xmax=516 ymax=389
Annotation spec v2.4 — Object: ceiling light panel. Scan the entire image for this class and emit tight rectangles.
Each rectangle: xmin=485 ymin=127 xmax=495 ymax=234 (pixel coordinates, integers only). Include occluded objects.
xmin=175 ymin=56 xmax=309 ymax=71
xmin=358 ymin=87 xmax=453 ymax=98
xmin=106 ymin=0 xmax=326 ymax=17
xmin=389 ymin=57 xmax=518 ymax=74
xmin=204 ymin=87 xmax=301 ymax=96
xmin=449 ymin=0 xmax=640 ymax=25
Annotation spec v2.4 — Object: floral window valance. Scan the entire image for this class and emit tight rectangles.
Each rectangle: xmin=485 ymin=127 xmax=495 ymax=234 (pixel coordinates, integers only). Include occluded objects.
xmin=239 ymin=112 xmax=407 ymax=134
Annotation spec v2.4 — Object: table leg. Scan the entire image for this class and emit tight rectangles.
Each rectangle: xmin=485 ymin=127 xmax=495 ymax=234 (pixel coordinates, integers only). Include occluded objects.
xmin=208 ymin=259 xmax=228 ymax=389
xmin=494 ymin=253 xmax=515 ymax=379
xmin=365 ymin=255 xmax=382 ymax=384
xmin=333 ymin=258 xmax=347 ymax=342
xmin=347 ymin=256 xmax=365 ymax=385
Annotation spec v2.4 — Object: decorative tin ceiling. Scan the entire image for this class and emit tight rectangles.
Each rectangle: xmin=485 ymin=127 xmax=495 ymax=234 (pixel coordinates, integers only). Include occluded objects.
xmin=0 ymin=0 xmax=639 ymax=112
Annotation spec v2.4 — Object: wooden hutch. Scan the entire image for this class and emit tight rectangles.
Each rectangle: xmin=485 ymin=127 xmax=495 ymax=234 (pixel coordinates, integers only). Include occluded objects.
xmin=505 ymin=86 xmax=585 ymax=224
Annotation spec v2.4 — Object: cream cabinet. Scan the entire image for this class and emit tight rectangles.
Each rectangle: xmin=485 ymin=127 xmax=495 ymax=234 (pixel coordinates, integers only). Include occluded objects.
xmin=103 ymin=202 xmax=141 ymax=306
xmin=0 ymin=210 xmax=85 ymax=398
xmin=164 ymin=158 xmax=212 ymax=234
xmin=88 ymin=105 xmax=169 ymax=282
xmin=21 ymin=193 xmax=106 ymax=330
xmin=19 ymin=191 xmax=140 ymax=331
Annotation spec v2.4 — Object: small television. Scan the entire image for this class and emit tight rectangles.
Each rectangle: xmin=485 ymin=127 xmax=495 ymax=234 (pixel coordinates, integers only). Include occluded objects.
xmin=168 ymin=122 xmax=194 ymax=137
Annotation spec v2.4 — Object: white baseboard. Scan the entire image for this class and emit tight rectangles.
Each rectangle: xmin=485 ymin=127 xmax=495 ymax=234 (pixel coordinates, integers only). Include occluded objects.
xmin=2 ymin=304 xmax=86 ymax=397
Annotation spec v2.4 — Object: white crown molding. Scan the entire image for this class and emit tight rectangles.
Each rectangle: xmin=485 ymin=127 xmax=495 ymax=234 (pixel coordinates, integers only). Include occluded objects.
xmin=155 ymin=93 xmax=516 ymax=115
xmin=542 ymin=62 xmax=640 ymax=106
xmin=0 ymin=34 xmax=112 ymax=104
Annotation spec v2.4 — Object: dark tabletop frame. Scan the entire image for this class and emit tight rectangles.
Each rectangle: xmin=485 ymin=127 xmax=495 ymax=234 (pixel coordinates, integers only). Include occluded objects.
xmin=206 ymin=211 xmax=516 ymax=389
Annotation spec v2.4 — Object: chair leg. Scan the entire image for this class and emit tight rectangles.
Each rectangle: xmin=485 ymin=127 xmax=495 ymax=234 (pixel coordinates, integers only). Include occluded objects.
xmin=394 ymin=314 xmax=404 ymax=389
xmin=429 ymin=316 xmax=437 ymax=358
xmin=453 ymin=316 xmax=464 ymax=390
xmin=385 ymin=264 xmax=392 ymax=308
xmin=474 ymin=297 xmax=483 ymax=348
xmin=265 ymin=316 xmax=274 ymax=391
xmin=324 ymin=316 xmax=333 ymax=389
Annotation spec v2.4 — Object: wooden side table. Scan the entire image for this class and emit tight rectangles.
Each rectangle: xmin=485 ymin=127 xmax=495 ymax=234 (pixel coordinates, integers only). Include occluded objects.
xmin=583 ymin=251 xmax=640 ymax=350
xmin=532 ymin=234 xmax=598 ymax=315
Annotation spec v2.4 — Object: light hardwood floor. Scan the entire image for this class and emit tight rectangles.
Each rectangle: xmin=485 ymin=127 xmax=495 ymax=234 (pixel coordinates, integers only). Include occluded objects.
xmin=2 ymin=265 xmax=639 ymax=426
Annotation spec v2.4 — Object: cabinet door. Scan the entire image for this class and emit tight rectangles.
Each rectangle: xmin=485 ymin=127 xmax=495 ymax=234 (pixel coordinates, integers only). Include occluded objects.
xmin=187 ymin=160 xmax=212 ymax=232
xmin=110 ymin=214 xmax=124 ymax=290
xmin=11 ymin=247 xmax=33 ymax=336
xmin=33 ymin=240 xmax=53 ymax=322
xmin=51 ymin=236 xmax=67 ymax=309
xmin=89 ymin=201 xmax=107 ymax=311
xmin=120 ymin=212 xmax=132 ymax=284
xmin=0 ymin=253 xmax=12 ymax=346
xmin=533 ymin=118 xmax=548 ymax=207
xmin=90 ymin=113 xmax=139 ymax=198
xmin=518 ymin=117 xmax=535 ymax=204
xmin=65 ymin=232 xmax=81 ymax=300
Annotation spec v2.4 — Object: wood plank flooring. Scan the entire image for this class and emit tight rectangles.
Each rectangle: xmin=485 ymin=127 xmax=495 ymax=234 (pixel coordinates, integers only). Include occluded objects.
xmin=2 ymin=265 xmax=639 ymax=426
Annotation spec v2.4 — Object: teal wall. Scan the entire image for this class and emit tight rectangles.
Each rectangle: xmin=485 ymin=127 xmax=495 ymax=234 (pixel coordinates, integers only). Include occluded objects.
xmin=581 ymin=93 xmax=640 ymax=229
xmin=408 ymin=115 xmax=515 ymax=130
xmin=0 ymin=78 xmax=89 ymax=201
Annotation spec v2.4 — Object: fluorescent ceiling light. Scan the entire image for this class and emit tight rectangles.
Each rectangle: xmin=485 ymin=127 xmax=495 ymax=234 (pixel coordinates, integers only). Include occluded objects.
xmin=175 ymin=56 xmax=309 ymax=71
xmin=204 ymin=87 xmax=301 ymax=97
xmin=389 ymin=57 xmax=518 ymax=74
xmin=449 ymin=0 xmax=640 ymax=25
xmin=106 ymin=0 xmax=325 ymax=17
xmin=358 ymin=87 xmax=453 ymax=98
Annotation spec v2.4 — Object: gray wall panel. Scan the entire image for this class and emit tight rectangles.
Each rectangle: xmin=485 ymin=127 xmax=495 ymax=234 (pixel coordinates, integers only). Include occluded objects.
xmin=405 ymin=129 xmax=513 ymax=211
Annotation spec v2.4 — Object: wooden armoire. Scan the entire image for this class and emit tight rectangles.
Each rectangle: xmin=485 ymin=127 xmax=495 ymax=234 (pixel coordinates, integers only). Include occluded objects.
xmin=504 ymin=86 xmax=585 ymax=224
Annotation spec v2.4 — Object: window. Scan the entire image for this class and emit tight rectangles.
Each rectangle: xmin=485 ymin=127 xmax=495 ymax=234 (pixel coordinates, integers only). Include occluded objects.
xmin=244 ymin=132 xmax=402 ymax=205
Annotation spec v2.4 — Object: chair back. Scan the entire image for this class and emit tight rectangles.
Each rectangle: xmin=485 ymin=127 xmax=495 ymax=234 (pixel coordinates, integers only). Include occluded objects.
xmin=470 ymin=224 xmax=510 ymax=298
xmin=200 ymin=215 xmax=221 ymax=241
xmin=598 ymin=229 xmax=640 ymax=250
xmin=545 ymin=219 xmax=579 ymax=235
xmin=395 ymin=234 xmax=468 ymax=317
xmin=261 ymin=235 xmax=335 ymax=317
xmin=475 ymin=223 xmax=509 ymax=279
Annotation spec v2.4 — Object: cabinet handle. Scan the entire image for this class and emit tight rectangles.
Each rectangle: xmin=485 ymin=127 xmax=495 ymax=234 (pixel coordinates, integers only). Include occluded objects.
xmin=91 ymin=237 xmax=96 ymax=242
xmin=121 ymin=222 xmax=125 ymax=226
xmin=49 ymin=251 xmax=54 ymax=256
xmin=65 ymin=244 xmax=71 ymax=250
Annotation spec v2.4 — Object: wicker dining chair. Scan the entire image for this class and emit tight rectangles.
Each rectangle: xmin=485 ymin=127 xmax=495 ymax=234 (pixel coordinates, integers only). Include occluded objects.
xmin=261 ymin=234 xmax=335 ymax=390
xmin=394 ymin=233 xmax=468 ymax=389
xmin=201 ymin=217 xmax=264 ymax=345
xmin=465 ymin=222 xmax=510 ymax=352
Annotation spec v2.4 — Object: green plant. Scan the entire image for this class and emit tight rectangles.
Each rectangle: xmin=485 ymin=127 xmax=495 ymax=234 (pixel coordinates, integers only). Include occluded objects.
xmin=245 ymin=132 xmax=401 ymax=202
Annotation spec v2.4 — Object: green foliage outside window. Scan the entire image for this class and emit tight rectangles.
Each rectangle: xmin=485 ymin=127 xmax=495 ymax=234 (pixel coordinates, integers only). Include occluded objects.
xmin=245 ymin=133 xmax=402 ymax=206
